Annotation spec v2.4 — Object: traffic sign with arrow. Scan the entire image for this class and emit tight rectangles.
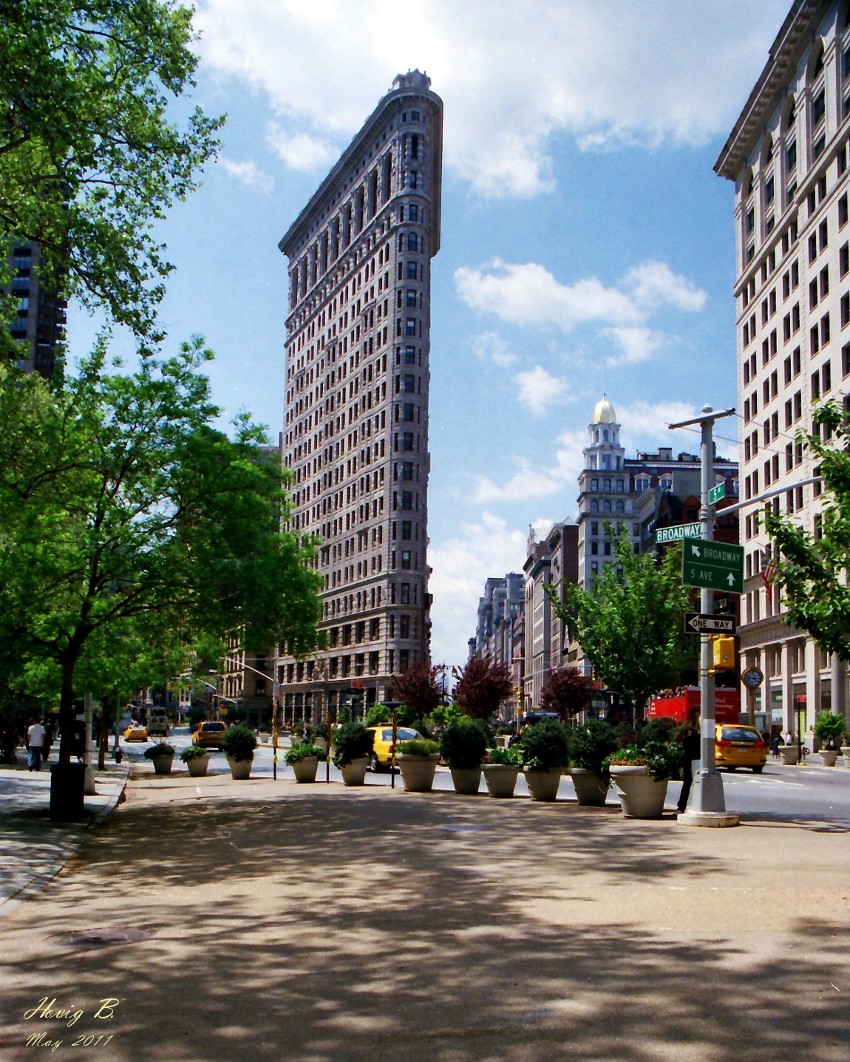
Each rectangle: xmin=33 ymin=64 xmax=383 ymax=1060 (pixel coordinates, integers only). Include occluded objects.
xmin=682 ymin=537 xmax=744 ymax=593
xmin=684 ymin=612 xmax=737 ymax=635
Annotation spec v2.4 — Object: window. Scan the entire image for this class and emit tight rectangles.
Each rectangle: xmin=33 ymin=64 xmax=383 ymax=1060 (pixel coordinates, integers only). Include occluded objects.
xmin=813 ymin=87 xmax=826 ymax=126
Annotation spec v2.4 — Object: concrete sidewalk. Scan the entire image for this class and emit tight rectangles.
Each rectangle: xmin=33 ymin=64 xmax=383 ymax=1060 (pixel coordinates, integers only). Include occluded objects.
xmin=0 ymin=764 xmax=848 ymax=1061
xmin=0 ymin=753 xmax=129 ymax=915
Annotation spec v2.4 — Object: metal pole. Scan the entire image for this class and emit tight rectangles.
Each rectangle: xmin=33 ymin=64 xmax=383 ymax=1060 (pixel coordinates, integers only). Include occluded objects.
xmin=83 ymin=692 xmax=96 ymax=795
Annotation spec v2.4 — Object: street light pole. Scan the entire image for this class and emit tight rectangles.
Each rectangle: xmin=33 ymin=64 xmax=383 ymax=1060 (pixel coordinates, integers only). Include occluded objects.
xmin=668 ymin=406 xmax=739 ymax=827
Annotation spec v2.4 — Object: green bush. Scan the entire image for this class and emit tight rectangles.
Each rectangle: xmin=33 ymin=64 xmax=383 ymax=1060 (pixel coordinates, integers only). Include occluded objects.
xmin=180 ymin=744 xmax=210 ymax=761
xmin=568 ymin=719 xmax=619 ymax=775
xmin=486 ymin=745 xmax=522 ymax=766
xmin=813 ymin=711 xmax=846 ymax=750
xmin=607 ymin=741 xmax=680 ymax=782
xmin=143 ymin=742 xmax=175 ymax=759
xmin=396 ymin=738 xmax=440 ymax=757
xmin=331 ymin=721 xmax=374 ymax=768
xmin=519 ymin=719 xmax=569 ymax=771
xmin=220 ymin=724 xmax=257 ymax=763
xmin=284 ymin=742 xmax=325 ymax=765
xmin=439 ymin=717 xmax=488 ymax=769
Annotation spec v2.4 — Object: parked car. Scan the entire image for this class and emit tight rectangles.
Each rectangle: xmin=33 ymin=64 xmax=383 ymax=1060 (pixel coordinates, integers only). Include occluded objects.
xmin=192 ymin=721 xmax=228 ymax=749
xmin=124 ymin=723 xmax=148 ymax=742
xmin=367 ymin=725 xmax=423 ymax=771
xmin=715 ymin=724 xmax=767 ymax=773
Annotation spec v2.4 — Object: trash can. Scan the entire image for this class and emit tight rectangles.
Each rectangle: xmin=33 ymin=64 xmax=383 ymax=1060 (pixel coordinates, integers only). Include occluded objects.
xmin=49 ymin=762 xmax=86 ymax=822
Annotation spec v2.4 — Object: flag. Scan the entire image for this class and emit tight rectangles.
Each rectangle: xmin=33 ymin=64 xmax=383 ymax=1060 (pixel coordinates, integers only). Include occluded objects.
xmin=761 ymin=554 xmax=778 ymax=591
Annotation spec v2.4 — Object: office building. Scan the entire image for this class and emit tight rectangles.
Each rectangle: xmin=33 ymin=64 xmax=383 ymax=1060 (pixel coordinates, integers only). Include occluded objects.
xmin=5 ymin=241 xmax=66 ymax=379
xmin=715 ymin=0 xmax=849 ymax=731
xmin=276 ymin=71 xmax=443 ymax=722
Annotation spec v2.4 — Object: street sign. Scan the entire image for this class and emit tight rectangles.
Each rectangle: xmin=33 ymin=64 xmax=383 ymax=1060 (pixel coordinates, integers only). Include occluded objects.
xmin=682 ymin=537 xmax=744 ymax=593
xmin=708 ymin=482 xmax=726 ymax=504
xmin=655 ymin=521 xmax=702 ymax=544
xmin=684 ymin=612 xmax=737 ymax=635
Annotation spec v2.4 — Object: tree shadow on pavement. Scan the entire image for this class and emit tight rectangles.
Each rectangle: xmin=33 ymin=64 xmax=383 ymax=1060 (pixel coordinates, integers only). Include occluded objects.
xmin=0 ymin=785 xmax=847 ymax=1061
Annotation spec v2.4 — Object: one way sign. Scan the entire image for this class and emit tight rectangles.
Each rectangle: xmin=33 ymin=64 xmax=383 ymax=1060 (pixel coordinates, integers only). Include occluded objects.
xmin=684 ymin=612 xmax=737 ymax=635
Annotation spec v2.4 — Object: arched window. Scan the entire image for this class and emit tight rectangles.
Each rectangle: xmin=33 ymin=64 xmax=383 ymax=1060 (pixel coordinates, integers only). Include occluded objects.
xmin=615 ymin=501 xmax=624 ymax=514
xmin=635 ymin=475 xmax=650 ymax=492
xmin=659 ymin=475 xmax=673 ymax=491
xmin=407 ymin=232 xmax=419 ymax=252
xmin=590 ymin=500 xmax=599 ymax=513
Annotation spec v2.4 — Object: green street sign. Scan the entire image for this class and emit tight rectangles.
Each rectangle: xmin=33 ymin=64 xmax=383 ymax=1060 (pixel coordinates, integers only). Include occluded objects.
xmin=682 ymin=537 xmax=744 ymax=594
xmin=708 ymin=482 xmax=726 ymax=504
xmin=655 ymin=521 xmax=702 ymax=544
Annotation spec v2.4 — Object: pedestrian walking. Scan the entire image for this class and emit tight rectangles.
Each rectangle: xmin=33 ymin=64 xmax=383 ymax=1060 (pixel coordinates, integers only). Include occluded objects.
xmin=26 ymin=718 xmax=45 ymax=772
xmin=677 ymin=722 xmax=701 ymax=814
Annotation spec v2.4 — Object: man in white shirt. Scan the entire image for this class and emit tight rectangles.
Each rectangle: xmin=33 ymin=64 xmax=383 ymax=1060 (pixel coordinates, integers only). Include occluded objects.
xmin=26 ymin=719 xmax=45 ymax=772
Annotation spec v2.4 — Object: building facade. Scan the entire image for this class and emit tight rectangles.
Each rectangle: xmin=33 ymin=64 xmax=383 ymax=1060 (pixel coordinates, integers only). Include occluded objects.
xmin=276 ymin=72 xmax=443 ymax=723
xmin=715 ymin=0 xmax=849 ymax=734
xmin=5 ymin=241 xmax=66 ymax=379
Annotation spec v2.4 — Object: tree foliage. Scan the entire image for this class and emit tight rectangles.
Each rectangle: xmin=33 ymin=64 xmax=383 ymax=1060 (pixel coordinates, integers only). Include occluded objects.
xmin=452 ymin=656 xmax=514 ymax=720
xmin=766 ymin=401 xmax=850 ymax=662
xmin=389 ymin=661 xmax=445 ymax=718
xmin=0 ymin=0 xmax=222 ymax=343
xmin=0 ymin=343 xmax=323 ymax=760
xmin=539 ymin=666 xmax=593 ymax=720
xmin=548 ymin=525 xmax=689 ymax=716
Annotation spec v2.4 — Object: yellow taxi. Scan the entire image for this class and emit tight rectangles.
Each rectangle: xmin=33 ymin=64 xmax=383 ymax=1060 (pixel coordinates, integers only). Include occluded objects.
xmin=124 ymin=722 xmax=148 ymax=742
xmin=192 ymin=721 xmax=228 ymax=749
xmin=715 ymin=724 xmax=767 ymax=773
xmin=367 ymin=724 xmax=422 ymax=771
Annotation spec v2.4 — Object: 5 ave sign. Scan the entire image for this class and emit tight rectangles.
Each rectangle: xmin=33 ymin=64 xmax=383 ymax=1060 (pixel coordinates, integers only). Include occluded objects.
xmin=684 ymin=612 xmax=737 ymax=635
xmin=682 ymin=537 xmax=744 ymax=593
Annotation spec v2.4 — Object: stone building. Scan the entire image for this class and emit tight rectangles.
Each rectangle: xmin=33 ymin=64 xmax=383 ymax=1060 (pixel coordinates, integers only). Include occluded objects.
xmin=276 ymin=72 xmax=443 ymax=723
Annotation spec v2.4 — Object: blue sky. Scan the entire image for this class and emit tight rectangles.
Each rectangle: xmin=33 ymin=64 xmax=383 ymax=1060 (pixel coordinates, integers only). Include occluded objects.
xmin=67 ymin=0 xmax=792 ymax=668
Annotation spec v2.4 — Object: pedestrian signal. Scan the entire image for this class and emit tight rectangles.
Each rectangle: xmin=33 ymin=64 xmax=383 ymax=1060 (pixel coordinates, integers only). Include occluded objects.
xmin=712 ymin=636 xmax=735 ymax=670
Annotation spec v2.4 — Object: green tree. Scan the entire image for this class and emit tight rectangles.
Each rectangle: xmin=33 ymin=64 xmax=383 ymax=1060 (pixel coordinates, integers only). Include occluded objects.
xmin=0 ymin=341 xmax=323 ymax=762
xmin=0 ymin=0 xmax=222 ymax=343
xmin=452 ymin=656 xmax=514 ymax=721
xmin=766 ymin=401 xmax=850 ymax=663
xmin=539 ymin=666 xmax=593 ymax=721
xmin=548 ymin=526 xmax=689 ymax=720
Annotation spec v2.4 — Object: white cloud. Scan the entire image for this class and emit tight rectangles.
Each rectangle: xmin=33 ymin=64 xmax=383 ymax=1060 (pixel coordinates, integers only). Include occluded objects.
xmin=218 ymin=158 xmax=274 ymax=193
xmin=602 ymin=327 xmax=663 ymax=367
xmin=515 ymin=365 xmax=569 ymax=416
xmin=428 ymin=512 xmax=528 ymax=665
xmin=455 ymin=259 xmax=706 ymax=342
xmin=471 ymin=331 xmax=516 ymax=368
xmin=195 ymin=0 xmax=788 ymax=196
xmin=266 ymin=126 xmax=340 ymax=172
xmin=471 ymin=458 xmax=564 ymax=505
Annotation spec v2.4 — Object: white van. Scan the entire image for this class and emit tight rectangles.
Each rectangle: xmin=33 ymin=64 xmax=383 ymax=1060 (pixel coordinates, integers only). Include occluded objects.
xmin=148 ymin=708 xmax=169 ymax=736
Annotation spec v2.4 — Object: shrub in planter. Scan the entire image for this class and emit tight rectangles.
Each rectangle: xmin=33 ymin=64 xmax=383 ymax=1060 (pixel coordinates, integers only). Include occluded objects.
xmin=396 ymin=738 xmax=441 ymax=793
xmin=220 ymin=725 xmax=257 ymax=763
xmin=813 ymin=711 xmax=846 ymax=751
xmin=284 ymin=742 xmax=326 ymax=765
xmin=568 ymin=719 xmax=618 ymax=805
xmin=181 ymin=743 xmax=211 ymax=776
xmin=486 ymin=745 xmax=523 ymax=767
xmin=331 ymin=722 xmax=374 ymax=769
xmin=439 ymin=717 xmax=488 ymax=770
xmin=519 ymin=718 xmax=569 ymax=772
xmin=180 ymin=744 xmax=210 ymax=762
xmin=482 ymin=744 xmax=522 ymax=798
xmin=144 ymin=741 xmax=175 ymax=775
xmin=396 ymin=738 xmax=440 ymax=757
xmin=606 ymin=741 xmax=680 ymax=782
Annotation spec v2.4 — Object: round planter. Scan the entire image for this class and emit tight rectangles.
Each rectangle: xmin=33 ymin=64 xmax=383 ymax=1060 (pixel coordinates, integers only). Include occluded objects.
xmin=291 ymin=755 xmax=319 ymax=783
xmin=570 ymin=767 xmax=610 ymax=807
xmin=524 ymin=767 xmax=563 ymax=802
xmin=185 ymin=754 xmax=211 ymax=777
xmin=227 ymin=756 xmax=252 ymax=780
xmin=449 ymin=766 xmax=482 ymax=795
xmin=397 ymin=753 xmax=440 ymax=793
xmin=610 ymin=765 xmax=668 ymax=818
xmin=780 ymin=745 xmax=799 ymax=765
xmin=151 ymin=753 xmax=174 ymax=776
xmin=841 ymin=746 xmax=850 ymax=769
xmin=339 ymin=757 xmax=369 ymax=787
xmin=820 ymin=749 xmax=839 ymax=767
xmin=482 ymin=764 xmax=519 ymax=798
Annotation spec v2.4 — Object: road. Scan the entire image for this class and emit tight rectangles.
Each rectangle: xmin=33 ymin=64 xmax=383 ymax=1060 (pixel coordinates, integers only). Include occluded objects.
xmin=123 ymin=730 xmax=850 ymax=825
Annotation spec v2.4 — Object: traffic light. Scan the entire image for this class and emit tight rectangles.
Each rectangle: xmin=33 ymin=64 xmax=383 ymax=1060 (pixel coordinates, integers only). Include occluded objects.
xmin=712 ymin=636 xmax=735 ymax=670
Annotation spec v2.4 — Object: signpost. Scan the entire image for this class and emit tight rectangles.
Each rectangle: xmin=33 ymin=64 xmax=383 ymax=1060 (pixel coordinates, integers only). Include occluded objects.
xmin=684 ymin=612 xmax=736 ymax=635
xmin=708 ymin=482 xmax=726 ymax=504
xmin=655 ymin=521 xmax=701 ymax=544
xmin=682 ymin=537 xmax=744 ymax=594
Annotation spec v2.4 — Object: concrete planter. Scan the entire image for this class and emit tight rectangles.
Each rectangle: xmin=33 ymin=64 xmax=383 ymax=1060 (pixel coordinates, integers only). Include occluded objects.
xmin=291 ymin=756 xmax=319 ymax=783
xmin=482 ymin=764 xmax=520 ymax=798
xmin=227 ymin=756 xmax=252 ymax=780
xmin=339 ymin=757 xmax=369 ymax=787
xmin=186 ymin=754 xmax=211 ymax=777
xmin=397 ymin=753 xmax=440 ymax=793
xmin=570 ymin=767 xmax=610 ymax=807
xmin=841 ymin=746 xmax=850 ymax=768
xmin=449 ymin=766 xmax=482 ymax=795
xmin=820 ymin=749 xmax=839 ymax=767
xmin=780 ymin=745 xmax=799 ymax=765
xmin=610 ymin=765 xmax=668 ymax=818
xmin=524 ymin=767 xmax=563 ymax=802
xmin=151 ymin=753 xmax=174 ymax=776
